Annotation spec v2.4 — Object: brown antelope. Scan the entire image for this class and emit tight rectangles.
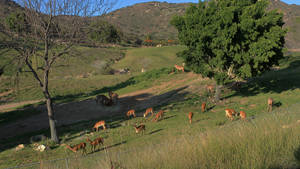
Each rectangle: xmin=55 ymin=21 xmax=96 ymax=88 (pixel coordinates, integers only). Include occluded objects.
xmin=108 ymin=91 xmax=118 ymax=104
xmin=153 ymin=110 xmax=164 ymax=122
xmin=225 ymin=108 xmax=237 ymax=121
xmin=93 ymin=120 xmax=106 ymax=132
xmin=206 ymin=85 xmax=214 ymax=93
xmin=126 ymin=109 xmax=136 ymax=118
xmin=239 ymin=111 xmax=246 ymax=120
xmin=65 ymin=142 xmax=87 ymax=155
xmin=86 ymin=137 xmax=104 ymax=152
xmin=267 ymin=98 xmax=273 ymax=112
xmin=134 ymin=124 xmax=146 ymax=134
xmin=144 ymin=107 xmax=154 ymax=118
xmin=174 ymin=64 xmax=184 ymax=72
xmin=188 ymin=112 xmax=193 ymax=124
xmin=201 ymin=102 xmax=206 ymax=113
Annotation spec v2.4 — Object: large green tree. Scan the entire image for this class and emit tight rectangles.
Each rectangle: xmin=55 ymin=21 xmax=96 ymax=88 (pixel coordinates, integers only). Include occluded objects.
xmin=171 ymin=0 xmax=286 ymax=101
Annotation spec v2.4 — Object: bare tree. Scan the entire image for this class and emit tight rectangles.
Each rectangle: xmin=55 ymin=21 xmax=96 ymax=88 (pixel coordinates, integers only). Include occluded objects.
xmin=4 ymin=0 xmax=118 ymax=143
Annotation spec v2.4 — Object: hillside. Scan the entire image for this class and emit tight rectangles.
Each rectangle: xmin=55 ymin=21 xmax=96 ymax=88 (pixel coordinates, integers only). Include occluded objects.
xmin=103 ymin=0 xmax=300 ymax=49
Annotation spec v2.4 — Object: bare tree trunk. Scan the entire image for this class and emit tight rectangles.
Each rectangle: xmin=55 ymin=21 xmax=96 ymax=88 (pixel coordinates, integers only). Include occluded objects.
xmin=43 ymin=67 xmax=59 ymax=143
xmin=214 ymin=84 xmax=222 ymax=102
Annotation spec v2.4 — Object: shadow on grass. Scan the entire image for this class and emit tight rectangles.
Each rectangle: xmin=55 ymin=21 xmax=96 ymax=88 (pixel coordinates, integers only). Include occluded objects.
xmin=148 ymin=128 xmax=163 ymax=135
xmin=224 ymin=56 xmax=300 ymax=99
xmin=0 ymin=85 xmax=190 ymax=154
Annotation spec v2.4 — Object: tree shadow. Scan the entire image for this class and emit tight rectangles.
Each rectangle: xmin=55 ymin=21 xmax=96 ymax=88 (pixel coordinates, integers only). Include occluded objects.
xmin=224 ymin=57 xmax=300 ymax=99
xmin=0 ymin=85 xmax=190 ymax=153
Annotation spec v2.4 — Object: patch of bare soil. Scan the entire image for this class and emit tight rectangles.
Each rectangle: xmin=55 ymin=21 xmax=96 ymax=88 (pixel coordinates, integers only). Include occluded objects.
xmin=0 ymin=100 xmax=44 ymax=113
xmin=0 ymin=73 xmax=203 ymax=140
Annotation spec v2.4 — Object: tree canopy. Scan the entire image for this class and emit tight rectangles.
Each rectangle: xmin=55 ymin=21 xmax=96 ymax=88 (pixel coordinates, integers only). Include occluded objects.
xmin=171 ymin=0 xmax=286 ymax=85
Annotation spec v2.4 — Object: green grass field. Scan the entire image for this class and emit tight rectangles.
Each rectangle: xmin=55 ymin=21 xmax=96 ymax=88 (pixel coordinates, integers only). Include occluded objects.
xmin=0 ymin=47 xmax=300 ymax=169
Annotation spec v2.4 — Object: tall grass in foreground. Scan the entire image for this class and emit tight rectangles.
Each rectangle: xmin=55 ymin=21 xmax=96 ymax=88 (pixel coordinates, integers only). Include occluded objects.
xmin=45 ymin=110 xmax=300 ymax=169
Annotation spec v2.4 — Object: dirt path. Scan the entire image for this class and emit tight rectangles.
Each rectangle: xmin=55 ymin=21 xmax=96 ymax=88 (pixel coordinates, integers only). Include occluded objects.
xmin=0 ymin=73 xmax=203 ymax=140
xmin=0 ymin=100 xmax=44 ymax=112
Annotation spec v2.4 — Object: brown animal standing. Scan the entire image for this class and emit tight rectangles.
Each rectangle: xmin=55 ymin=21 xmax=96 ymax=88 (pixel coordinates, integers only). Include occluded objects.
xmin=239 ymin=111 xmax=246 ymax=120
xmin=86 ymin=137 xmax=104 ymax=152
xmin=108 ymin=91 xmax=118 ymax=104
xmin=188 ymin=112 xmax=193 ymax=124
xmin=201 ymin=102 xmax=206 ymax=113
xmin=225 ymin=108 xmax=237 ymax=121
xmin=153 ymin=110 xmax=164 ymax=122
xmin=144 ymin=107 xmax=154 ymax=118
xmin=206 ymin=85 xmax=214 ymax=93
xmin=126 ymin=109 xmax=136 ymax=118
xmin=134 ymin=124 xmax=146 ymax=134
xmin=93 ymin=120 xmax=106 ymax=132
xmin=65 ymin=142 xmax=87 ymax=155
xmin=267 ymin=98 xmax=273 ymax=112
xmin=174 ymin=64 xmax=184 ymax=72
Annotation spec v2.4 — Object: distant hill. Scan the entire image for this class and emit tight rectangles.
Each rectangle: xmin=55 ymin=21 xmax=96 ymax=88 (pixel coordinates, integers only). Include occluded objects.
xmin=104 ymin=0 xmax=300 ymax=49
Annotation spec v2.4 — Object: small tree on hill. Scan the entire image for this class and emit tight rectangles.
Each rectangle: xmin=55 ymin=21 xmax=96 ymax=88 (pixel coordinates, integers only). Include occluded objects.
xmin=171 ymin=0 xmax=286 ymax=101
xmin=4 ymin=0 xmax=118 ymax=143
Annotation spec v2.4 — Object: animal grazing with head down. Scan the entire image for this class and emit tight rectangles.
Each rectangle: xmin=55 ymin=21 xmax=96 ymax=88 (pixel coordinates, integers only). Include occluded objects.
xmin=239 ymin=111 xmax=246 ymax=120
xmin=188 ymin=112 xmax=193 ymax=124
xmin=144 ymin=107 xmax=154 ymax=118
xmin=174 ymin=64 xmax=184 ymax=72
xmin=267 ymin=98 xmax=273 ymax=112
xmin=86 ymin=137 xmax=104 ymax=152
xmin=153 ymin=110 xmax=164 ymax=122
xmin=108 ymin=91 xmax=118 ymax=105
xmin=206 ymin=85 xmax=214 ymax=93
xmin=126 ymin=109 xmax=136 ymax=118
xmin=93 ymin=120 xmax=106 ymax=132
xmin=134 ymin=124 xmax=146 ymax=134
xmin=65 ymin=142 xmax=87 ymax=155
xmin=225 ymin=108 xmax=237 ymax=121
xmin=201 ymin=102 xmax=206 ymax=113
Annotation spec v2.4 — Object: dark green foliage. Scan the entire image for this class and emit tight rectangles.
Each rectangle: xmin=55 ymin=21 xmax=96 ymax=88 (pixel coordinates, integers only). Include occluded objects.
xmin=5 ymin=12 xmax=30 ymax=34
xmin=88 ymin=20 xmax=121 ymax=43
xmin=171 ymin=0 xmax=287 ymax=85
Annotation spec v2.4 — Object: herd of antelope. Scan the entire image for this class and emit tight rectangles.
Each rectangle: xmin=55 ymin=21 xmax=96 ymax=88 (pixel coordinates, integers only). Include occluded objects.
xmin=66 ymin=82 xmax=276 ymax=155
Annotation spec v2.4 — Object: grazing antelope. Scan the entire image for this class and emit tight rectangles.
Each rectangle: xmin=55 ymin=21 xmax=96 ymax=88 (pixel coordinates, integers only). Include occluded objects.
xmin=267 ymin=98 xmax=273 ymax=112
xmin=174 ymin=64 xmax=184 ymax=72
xmin=239 ymin=111 xmax=246 ymax=120
xmin=144 ymin=107 xmax=154 ymax=118
xmin=134 ymin=124 xmax=146 ymax=134
xmin=86 ymin=137 xmax=104 ymax=152
xmin=201 ymin=102 xmax=206 ymax=113
xmin=65 ymin=142 xmax=87 ymax=155
xmin=126 ymin=109 xmax=136 ymax=118
xmin=206 ymin=85 xmax=214 ymax=93
xmin=108 ymin=91 xmax=118 ymax=104
xmin=225 ymin=108 xmax=237 ymax=121
xmin=93 ymin=120 xmax=106 ymax=132
xmin=188 ymin=112 xmax=193 ymax=124
xmin=153 ymin=110 xmax=164 ymax=122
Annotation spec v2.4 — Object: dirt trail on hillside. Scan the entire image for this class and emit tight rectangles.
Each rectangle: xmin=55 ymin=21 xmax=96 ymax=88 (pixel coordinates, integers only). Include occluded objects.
xmin=0 ymin=73 xmax=203 ymax=140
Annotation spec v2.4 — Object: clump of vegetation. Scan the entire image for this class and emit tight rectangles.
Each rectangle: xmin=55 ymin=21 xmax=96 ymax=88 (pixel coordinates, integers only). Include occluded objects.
xmin=88 ymin=20 xmax=122 ymax=44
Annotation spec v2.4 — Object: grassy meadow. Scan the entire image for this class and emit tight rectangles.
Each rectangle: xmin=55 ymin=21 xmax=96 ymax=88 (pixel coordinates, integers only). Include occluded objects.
xmin=0 ymin=47 xmax=300 ymax=169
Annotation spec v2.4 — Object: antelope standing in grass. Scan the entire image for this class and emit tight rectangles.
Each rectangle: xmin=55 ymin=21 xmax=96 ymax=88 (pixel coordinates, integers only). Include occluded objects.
xmin=174 ymin=64 xmax=184 ymax=72
xmin=225 ymin=108 xmax=237 ymax=121
xmin=86 ymin=137 xmax=104 ymax=152
xmin=239 ymin=111 xmax=246 ymax=120
xmin=188 ymin=112 xmax=193 ymax=124
xmin=153 ymin=110 xmax=164 ymax=122
xmin=126 ymin=109 xmax=136 ymax=118
xmin=93 ymin=120 xmax=106 ymax=132
xmin=206 ymin=85 xmax=214 ymax=93
xmin=65 ymin=142 xmax=87 ymax=155
xmin=144 ymin=107 xmax=154 ymax=118
xmin=267 ymin=98 xmax=273 ymax=112
xmin=201 ymin=102 xmax=206 ymax=113
xmin=134 ymin=124 xmax=146 ymax=134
